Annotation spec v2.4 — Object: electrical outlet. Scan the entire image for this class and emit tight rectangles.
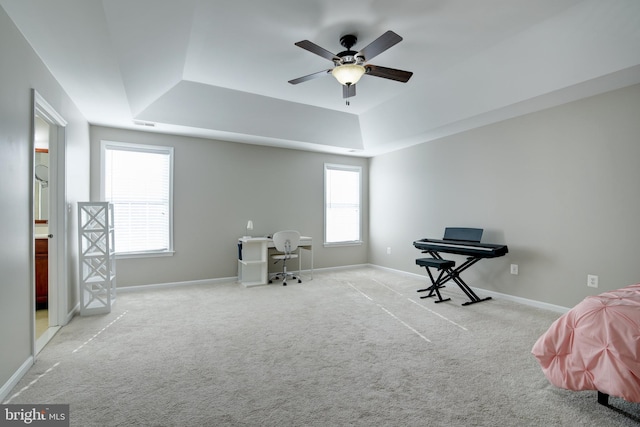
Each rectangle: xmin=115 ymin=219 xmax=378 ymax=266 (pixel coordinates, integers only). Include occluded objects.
xmin=510 ymin=264 xmax=518 ymax=275
xmin=587 ymin=274 xmax=598 ymax=288
xmin=386 ymin=247 xmax=391 ymax=255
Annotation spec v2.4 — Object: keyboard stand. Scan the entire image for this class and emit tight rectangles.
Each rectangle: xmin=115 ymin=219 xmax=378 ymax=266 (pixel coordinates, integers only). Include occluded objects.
xmin=421 ymin=252 xmax=492 ymax=306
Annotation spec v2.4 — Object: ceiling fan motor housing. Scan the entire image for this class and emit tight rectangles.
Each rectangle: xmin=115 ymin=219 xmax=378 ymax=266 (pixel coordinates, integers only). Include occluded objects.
xmin=336 ymin=34 xmax=365 ymax=66
xmin=340 ymin=34 xmax=357 ymax=49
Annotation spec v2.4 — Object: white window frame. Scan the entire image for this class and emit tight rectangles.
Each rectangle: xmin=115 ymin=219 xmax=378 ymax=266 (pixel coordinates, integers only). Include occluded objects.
xmin=100 ymin=140 xmax=174 ymax=258
xmin=324 ymin=163 xmax=362 ymax=246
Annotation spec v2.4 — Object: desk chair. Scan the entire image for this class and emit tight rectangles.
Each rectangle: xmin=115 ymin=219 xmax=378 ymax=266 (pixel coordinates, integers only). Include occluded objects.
xmin=269 ymin=230 xmax=302 ymax=286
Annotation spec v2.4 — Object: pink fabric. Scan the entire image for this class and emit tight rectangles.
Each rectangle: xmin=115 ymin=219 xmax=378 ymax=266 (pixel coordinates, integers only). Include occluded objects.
xmin=532 ymin=284 xmax=640 ymax=402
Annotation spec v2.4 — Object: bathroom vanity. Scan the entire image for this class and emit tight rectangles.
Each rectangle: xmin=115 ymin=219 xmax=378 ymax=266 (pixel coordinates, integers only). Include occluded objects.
xmin=35 ymin=237 xmax=48 ymax=307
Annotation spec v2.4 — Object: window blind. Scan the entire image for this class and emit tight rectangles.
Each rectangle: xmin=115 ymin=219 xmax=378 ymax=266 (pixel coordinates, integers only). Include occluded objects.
xmin=324 ymin=164 xmax=361 ymax=243
xmin=102 ymin=142 xmax=173 ymax=255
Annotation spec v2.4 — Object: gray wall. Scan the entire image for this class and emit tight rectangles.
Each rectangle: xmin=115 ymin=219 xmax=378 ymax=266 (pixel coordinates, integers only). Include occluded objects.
xmin=0 ymin=6 xmax=89 ymax=398
xmin=89 ymin=126 xmax=369 ymax=287
xmin=369 ymin=83 xmax=640 ymax=309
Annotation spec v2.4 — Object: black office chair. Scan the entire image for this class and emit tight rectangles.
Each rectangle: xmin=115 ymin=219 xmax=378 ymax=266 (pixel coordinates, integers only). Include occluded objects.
xmin=269 ymin=230 xmax=302 ymax=286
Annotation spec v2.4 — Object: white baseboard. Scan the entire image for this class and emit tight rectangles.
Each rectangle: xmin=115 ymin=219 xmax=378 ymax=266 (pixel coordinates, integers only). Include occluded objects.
xmin=115 ymin=264 xmax=568 ymax=313
xmin=305 ymin=264 xmax=370 ymax=274
xmin=472 ymin=288 xmax=569 ymax=313
xmin=1 ymin=356 xmax=33 ymax=403
xmin=117 ymin=265 xmax=373 ymax=292
xmin=36 ymin=326 xmax=61 ymax=355
xmin=2 ymin=306 xmax=78 ymax=403
xmin=369 ymin=264 xmax=569 ymax=314
xmin=117 ymin=276 xmax=237 ymax=293
xmin=64 ymin=303 xmax=79 ymax=325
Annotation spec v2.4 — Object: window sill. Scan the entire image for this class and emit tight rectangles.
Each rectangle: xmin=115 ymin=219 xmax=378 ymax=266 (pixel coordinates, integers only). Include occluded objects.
xmin=323 ymin=240 xmax=363 ymax=248
xmin=115 ymin=250 xmax=175 ymax=260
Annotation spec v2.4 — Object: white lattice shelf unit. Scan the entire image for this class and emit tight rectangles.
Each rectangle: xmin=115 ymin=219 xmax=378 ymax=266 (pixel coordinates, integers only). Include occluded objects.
xmin=78 ymin=202 xmax=116 ymax=315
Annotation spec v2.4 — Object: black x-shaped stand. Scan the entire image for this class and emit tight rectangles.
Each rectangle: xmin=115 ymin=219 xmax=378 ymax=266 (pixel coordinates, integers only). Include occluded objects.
xmin=418 ymin=251 xmax=492 ymax=306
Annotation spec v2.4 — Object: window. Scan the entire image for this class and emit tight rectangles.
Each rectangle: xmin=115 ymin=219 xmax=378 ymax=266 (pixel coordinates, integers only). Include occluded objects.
xmin=324 ymin=164 xmax=362 ymax=244
xmin=101 ymin=141 xmax=174 ymax=257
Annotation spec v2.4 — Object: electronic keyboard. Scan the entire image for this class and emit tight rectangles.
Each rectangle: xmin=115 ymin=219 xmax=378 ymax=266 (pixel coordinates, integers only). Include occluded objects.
xmin=413 ymin=238 xmax=508 ymax=258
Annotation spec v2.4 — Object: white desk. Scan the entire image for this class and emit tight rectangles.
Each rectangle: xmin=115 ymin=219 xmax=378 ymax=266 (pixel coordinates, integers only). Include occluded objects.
xmin=237 ymin=236 xmax=313 ymax=287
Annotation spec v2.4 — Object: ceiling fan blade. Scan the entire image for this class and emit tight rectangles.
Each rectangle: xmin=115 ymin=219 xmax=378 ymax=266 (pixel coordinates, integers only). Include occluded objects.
xmin=342 ymin=84 xmax=356 ymax=99
xmin=358 ymin=30 xmax=403 ymax=61
xmin=294 ymin=40 xmax=338 ymax=61
xmin=365 ymin=65 xmax=413 ymax=83
xmin=288 ymin=69 xmax=332 ymax=85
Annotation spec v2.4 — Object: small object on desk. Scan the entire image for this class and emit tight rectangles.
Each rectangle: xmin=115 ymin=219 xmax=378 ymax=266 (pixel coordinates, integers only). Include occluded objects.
xmin=245 ymin=220 xmax=254 ymax=237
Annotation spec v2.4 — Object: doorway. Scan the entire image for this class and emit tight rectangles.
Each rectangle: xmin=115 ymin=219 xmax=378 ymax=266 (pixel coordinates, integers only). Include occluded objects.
xmin=34 ymin=117 xmax=49 ymax=343
xmin=32 ymin=90 xmax=68 ymax=355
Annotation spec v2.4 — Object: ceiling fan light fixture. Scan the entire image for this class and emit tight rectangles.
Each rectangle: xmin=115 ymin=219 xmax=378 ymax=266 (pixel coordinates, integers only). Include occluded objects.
xmin=331 ymin=63 xmax=365 ymax=86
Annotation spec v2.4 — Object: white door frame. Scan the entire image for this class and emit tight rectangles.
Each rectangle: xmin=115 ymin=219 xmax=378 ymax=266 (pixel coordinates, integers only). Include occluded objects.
xmin=32 ymin=89 xmax=68 ymax=354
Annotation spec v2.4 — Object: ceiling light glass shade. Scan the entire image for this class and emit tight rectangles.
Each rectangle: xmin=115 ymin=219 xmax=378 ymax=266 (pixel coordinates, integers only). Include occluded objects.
xmin=331 ymin=64 xmax=366 ymax=86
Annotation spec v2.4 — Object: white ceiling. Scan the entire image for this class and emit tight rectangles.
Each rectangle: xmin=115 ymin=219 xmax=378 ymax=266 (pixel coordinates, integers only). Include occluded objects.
xmin=2 ymin=0 xmax=640 ymax=156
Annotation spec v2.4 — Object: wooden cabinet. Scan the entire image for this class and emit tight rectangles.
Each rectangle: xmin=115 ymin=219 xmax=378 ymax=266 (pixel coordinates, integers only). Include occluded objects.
xmin=35 ymin=238 xmax=48 ymax=307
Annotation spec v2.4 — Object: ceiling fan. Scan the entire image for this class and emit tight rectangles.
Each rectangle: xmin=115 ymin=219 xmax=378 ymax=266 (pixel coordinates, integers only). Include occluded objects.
xmin=288 ymin=30 xmax=413 ymax=104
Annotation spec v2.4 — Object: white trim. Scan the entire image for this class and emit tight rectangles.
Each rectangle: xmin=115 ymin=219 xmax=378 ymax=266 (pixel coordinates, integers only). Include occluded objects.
xmin=116 ymin=250 xmax=175 ymax=260
xmin=114 ymin=264 xmax=569 ymax=315
xmin=0 ymin=357 xmax=33 ymax=403
xmin=323 ymin=240 xmax=363 ymax=247
xmin=34 ymin=91 xmax=67 ymax=127
xmin=369 ymin=264 xmax=570 ymax=314
xmin=470 ymin=287 xmax=569 ymax=313
xmin=117 ymin=276 xmax=237 ymax=293
xmin=51 ymin=120 xmax=68 ymax=328
xmin=31 ymin=89 xmax=69 ymax=358
xmin=118 ymin=265 xmax=375 ymax=292
xmin=305 ymin=264 xmax=369 ymax=273
xmin=36 ymin=326 xmax=61 ymax=355
xmin=65 ymin=303 xmax=79 ymax=324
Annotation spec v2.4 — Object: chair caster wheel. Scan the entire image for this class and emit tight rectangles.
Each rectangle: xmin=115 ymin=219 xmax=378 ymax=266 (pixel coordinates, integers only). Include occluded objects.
xmin=283 ymin=282 xmax=287 ymax=286
xmin=268 ymin=280 xmax=272 ymax=284
xmin=298 ymin=279 xmax=302 ymax=283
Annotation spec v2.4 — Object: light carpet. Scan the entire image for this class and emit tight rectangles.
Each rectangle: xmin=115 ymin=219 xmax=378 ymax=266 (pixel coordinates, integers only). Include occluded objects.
xmin=5 ymin=267 xmax=640 ymax=426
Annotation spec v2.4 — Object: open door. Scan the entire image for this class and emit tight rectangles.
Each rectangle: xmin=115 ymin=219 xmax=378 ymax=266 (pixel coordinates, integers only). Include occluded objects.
xmin=32 ymin=90 xmax=68 ymax=355
xmin=33 ymin=117 xmax=50 ymax=345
